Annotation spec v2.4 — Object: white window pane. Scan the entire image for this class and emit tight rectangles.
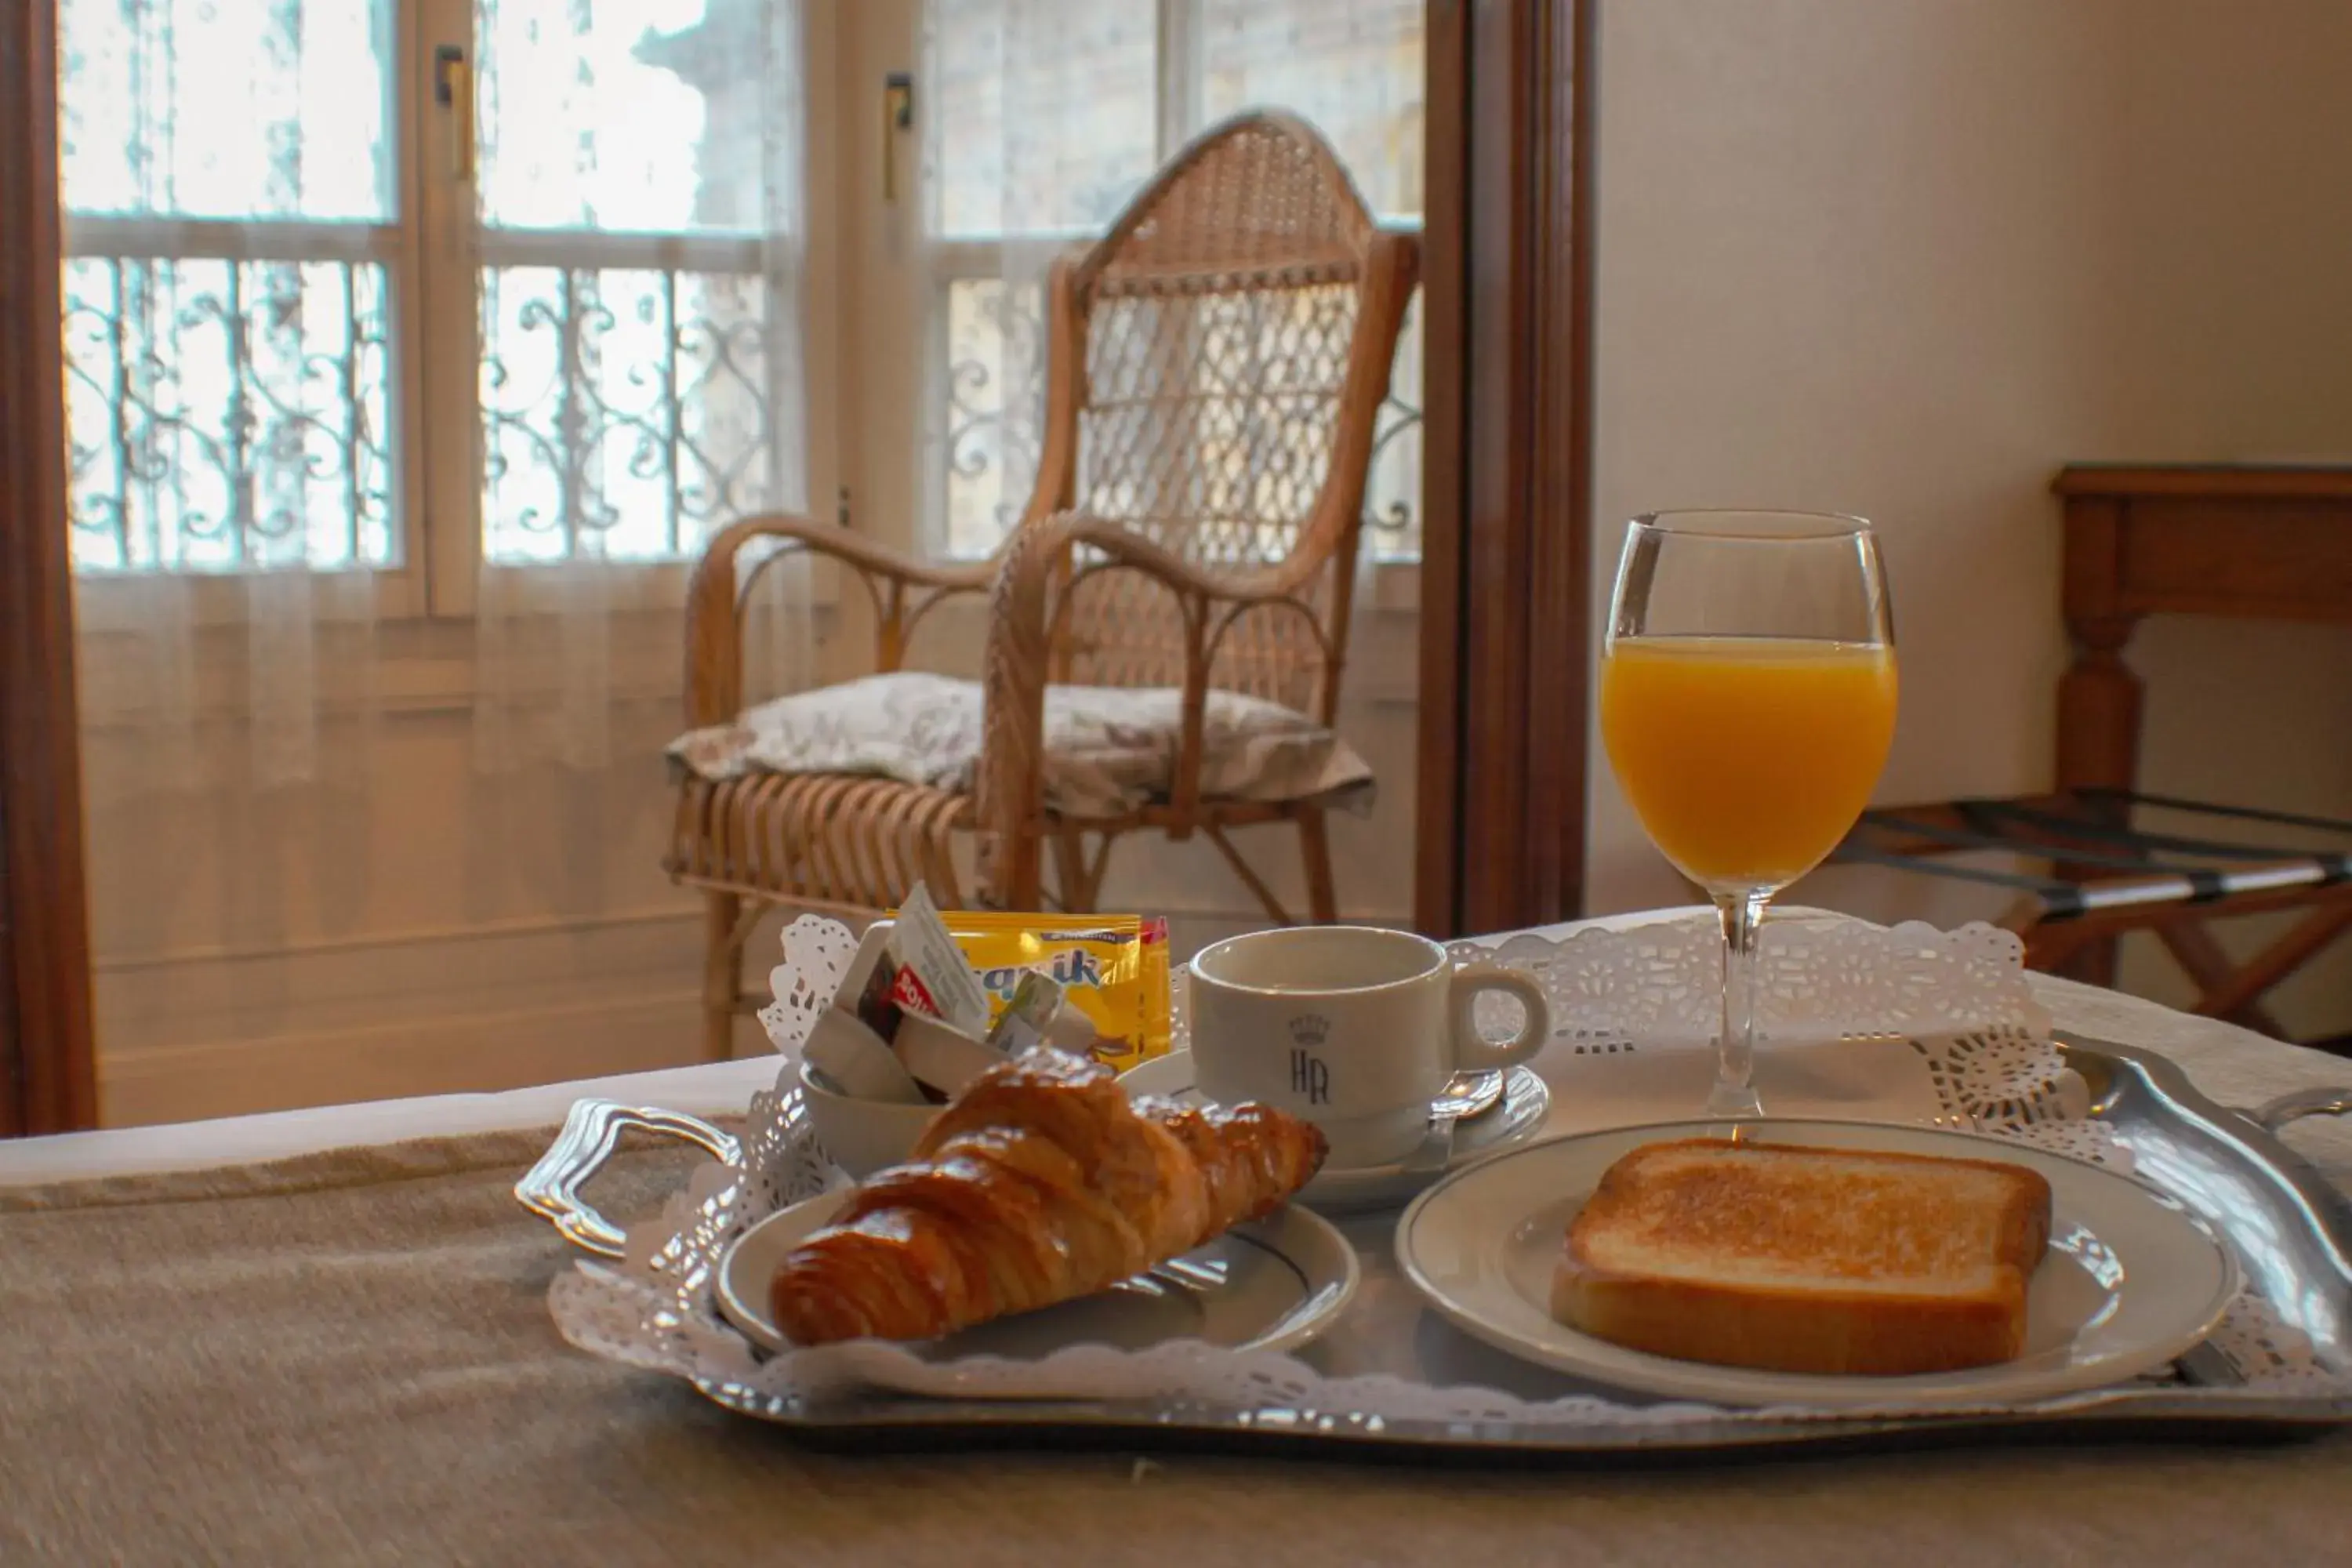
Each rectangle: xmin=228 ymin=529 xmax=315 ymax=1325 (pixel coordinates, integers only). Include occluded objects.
xmin=59 ymin=0 xmax=392 ymax=222
xmin=1362 ymin=301 xmax=1422 ymax=562
xmin=1196 ymin=0 xmax=1424 ymax=220
xmin=473 ymin=4 xmax=800 ymax=565
xmin=479 ymin=267 xmax=775 ymax=564
xmin=476 ymin=0 xmax=789 ymax=235
xmin=62 ymin=257 xmax=395 ymax=572
xmin=931 ymin=0 xmax=1158 ymax=237
xmin=942 ymin=278 xmax=1047 ymax=556
xmin=1198 ymin=5 xmax=1425 ymax=557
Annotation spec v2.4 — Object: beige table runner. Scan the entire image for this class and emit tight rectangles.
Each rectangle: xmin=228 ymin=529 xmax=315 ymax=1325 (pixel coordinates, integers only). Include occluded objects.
xmin=8 ymin=1002 xmax=2352 ymax=1565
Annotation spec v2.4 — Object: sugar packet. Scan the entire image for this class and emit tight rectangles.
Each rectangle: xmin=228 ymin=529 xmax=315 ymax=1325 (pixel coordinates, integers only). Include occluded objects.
xmin=852 ymin=882 xmax=993 ymax=1042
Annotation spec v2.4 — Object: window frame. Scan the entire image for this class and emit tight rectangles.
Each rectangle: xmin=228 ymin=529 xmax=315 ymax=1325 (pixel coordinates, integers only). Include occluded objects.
xmin=60 ymin=1 xmax=433 ymax=628
xmin=57 ymin=0 xmax=807 ymax=626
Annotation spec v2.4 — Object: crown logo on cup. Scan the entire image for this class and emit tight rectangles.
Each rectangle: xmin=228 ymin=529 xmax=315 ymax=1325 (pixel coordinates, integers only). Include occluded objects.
xmin=1287 ymin=1014 xmax=1330 ymax=1046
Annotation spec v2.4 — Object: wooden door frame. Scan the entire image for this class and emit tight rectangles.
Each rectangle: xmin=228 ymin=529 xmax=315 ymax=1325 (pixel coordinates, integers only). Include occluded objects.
xmin=1416 ymin=0 xmax=1598 ymax=937
xmin=0 ymin=0 xmax=100 ymax=1135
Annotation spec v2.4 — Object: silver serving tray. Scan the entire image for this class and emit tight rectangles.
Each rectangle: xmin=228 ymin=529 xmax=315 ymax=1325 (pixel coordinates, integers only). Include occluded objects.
xmin=521 ymin=1035 xmax=2352 ymax=1460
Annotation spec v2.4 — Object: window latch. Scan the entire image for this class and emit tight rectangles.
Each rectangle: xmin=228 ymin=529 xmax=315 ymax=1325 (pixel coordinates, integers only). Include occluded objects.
xmin=434 ymin=45 xmax=477 ymax=185
xmin=882 ymin=73 xmax=915 ymax=203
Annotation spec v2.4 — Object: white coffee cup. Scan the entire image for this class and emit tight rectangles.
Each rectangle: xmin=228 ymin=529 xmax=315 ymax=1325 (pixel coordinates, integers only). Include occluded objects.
xmin=1186 ymin=926 xmax=1551 ymax=1167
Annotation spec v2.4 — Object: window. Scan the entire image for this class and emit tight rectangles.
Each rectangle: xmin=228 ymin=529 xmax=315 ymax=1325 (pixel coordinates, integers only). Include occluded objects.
xmin=923 ymin=0 xmax=1425 ymax=561
xmin=59 ymin=0 xmax=399 ymax=575
xmin=56 ymin=0 xmax=800 ymax=598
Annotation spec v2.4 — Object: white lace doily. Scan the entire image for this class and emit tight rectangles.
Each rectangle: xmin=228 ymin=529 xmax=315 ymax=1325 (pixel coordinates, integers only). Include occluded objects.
xmin=1446 ymin=916 xmax=2103 ymax=1163
xmin=547 ymin=913 xmax=2351 ymax=1431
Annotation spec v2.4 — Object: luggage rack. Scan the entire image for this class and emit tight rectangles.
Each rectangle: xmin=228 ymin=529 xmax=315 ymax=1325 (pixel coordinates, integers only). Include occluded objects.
xmin=1838 ymin=788 xmax=2352 ymax=1049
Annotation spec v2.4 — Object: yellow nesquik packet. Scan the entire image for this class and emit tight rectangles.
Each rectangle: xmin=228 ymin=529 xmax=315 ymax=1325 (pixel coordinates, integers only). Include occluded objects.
xmin=938 ymin=912 xmax=1174 ymax=1073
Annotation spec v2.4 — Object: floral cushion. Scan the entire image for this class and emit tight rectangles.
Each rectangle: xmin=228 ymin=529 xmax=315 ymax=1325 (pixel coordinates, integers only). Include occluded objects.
xmin=668 ymin=671 xmax=1375 ymax=818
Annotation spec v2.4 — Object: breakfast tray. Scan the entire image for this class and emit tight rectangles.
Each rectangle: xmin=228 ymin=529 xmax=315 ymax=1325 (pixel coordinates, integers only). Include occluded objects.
xmin=526 ymin=919 xmax=2352 ymax=1460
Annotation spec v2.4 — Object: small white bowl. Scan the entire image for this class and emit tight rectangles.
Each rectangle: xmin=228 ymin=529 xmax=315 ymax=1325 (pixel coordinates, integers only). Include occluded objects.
xmin=798 ymin=1061 xmax=942 ymax=1177
xmin=894 ymin=1011 xmax=1010 ymax=1098
xmin=801 ymin=1008 xmax=927 ymax=1104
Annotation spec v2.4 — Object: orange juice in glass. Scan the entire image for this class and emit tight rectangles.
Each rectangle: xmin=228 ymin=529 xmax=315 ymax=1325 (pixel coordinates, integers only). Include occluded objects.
xmin=1601 ymin=636 xmax=1897 ymax=892
xmin=1602 ymin=512 xmax=1897 ymax=1120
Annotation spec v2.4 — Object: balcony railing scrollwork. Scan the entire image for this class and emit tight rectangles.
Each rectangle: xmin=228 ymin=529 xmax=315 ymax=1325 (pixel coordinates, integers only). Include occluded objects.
xmin=477 ymin=265 xmax=777 ymax=564
xmin=62 ymin=252 xmax=395 ymax=573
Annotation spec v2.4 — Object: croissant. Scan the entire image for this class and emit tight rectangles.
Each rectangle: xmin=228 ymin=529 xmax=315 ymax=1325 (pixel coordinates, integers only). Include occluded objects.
xmin=770 ymin=1051 xmax=1327 ymax=1345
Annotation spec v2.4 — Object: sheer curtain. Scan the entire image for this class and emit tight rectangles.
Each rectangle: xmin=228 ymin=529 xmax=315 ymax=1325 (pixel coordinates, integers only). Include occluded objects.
xmin=918 ymin=0 xmax=1425 ymax=563
xmin=55 ymin=0 xmax=819 ymax=992
xmin=467 ymin=0 xmax=818 ymax=772
xmin=59 ymin=0 xmax=390 ymax=800
xmin=59 ymin=0 xmax=821 ymax=785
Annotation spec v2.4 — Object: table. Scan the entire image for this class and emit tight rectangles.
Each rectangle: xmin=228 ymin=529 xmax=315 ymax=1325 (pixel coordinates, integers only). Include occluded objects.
xmin=2053 ymin=464 xmax=2352 ymax=801
xmin=7 ymin=916 xmax=2352 ymax=1566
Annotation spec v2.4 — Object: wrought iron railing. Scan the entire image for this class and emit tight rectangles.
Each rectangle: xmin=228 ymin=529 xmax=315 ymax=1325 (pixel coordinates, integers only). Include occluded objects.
xmin=61 ymin=251 xmax=395 ymax=573
xmin=478 ymin=264 xmax=777 ymax=564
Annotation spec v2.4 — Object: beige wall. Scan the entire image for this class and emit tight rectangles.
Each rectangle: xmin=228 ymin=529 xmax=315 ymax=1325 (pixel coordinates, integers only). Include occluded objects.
xmin=79 ymin=620 xmax=708 ymax=1126
xmin=1588 ymin=0 xmax=2352 ymax=1036
xmin=1588 ymin=0 xmax=2132 ymax=915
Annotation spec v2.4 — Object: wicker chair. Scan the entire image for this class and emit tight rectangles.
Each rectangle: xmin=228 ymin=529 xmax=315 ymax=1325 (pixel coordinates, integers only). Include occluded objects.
xmin=669 ymin=112 xmax=1421 ymax=1058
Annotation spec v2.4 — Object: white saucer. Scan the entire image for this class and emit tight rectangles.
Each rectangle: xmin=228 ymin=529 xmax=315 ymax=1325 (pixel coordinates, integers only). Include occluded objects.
xmin=1395 ymin=1118 xmax=2241 ymax=1409
xmin=1120 ymin=1049 xmax=1552 ymax=1215
xmin=717 ymin=1188 xmax=1359 ymax=1367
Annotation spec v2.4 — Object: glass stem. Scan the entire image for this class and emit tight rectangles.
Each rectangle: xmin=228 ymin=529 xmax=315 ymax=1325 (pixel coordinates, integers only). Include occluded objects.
xmin=1709 ymin=890 xmax=1769 ymax=1120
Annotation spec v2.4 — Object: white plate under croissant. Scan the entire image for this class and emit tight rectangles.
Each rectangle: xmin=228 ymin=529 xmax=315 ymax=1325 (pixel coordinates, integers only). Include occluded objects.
xmin=717 ymin=1192 xmax=1358 ymax=1361
xmin=718 ymin=1051 xmax=1359 ymax=1365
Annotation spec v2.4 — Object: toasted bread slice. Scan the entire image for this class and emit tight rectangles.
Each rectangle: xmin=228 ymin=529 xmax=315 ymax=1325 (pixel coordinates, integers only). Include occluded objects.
xmin=1552 ymin=1138 xmax=2053 ymax=1377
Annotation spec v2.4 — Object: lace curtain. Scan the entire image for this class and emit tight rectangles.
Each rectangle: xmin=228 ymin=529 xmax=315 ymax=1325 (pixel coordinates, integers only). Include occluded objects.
xmin=56 ymin=0 xmax=818 ymax=792
xmin=59 ymin=0 xmax=390 ymax=797
xmin=919 ymin=0 xmax=1425 ymax=562
xmin=467 ymin=0 xmax=818 ymax=771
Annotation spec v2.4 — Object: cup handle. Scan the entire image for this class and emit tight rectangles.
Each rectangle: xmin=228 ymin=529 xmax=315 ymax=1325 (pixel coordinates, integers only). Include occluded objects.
xmin=1446 ymin=963 xmax=1551 ymax=1073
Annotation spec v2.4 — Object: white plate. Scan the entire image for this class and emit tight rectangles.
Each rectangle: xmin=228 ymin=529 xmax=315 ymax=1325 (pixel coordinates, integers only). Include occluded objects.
xmin=1120 ymin=1049 xmax=1552 ymax=1214
xmin=1395 ymin=1119 xmax=2241 ymax=1410
xmin=716 ymin=1190 xmax=1359 ymax=1363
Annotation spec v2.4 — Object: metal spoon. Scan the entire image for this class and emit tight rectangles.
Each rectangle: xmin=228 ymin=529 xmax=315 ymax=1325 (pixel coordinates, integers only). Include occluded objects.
xmin=1402 ymin=1071 xmax=1515 ymax=1174
xmin=1430 ymin=1069 xmax=1508 ymax=1123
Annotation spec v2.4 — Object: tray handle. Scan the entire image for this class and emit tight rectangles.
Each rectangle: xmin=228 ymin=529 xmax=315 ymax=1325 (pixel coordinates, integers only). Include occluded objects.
xmin=516 ymin=1098 xmax=740 ymax=1259
xmin=2249 ymin=1086 xmax=2352 ymax=1133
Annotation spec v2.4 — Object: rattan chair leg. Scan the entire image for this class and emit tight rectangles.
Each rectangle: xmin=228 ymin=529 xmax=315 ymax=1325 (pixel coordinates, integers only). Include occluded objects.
xmin=702 ymin=891 xmax=745 ymax=1062
xmin=1205 ymin=823 xmax=1296 ymax=925
xmin=1297 ymin=808 xmax=1337 ymax=924
xmin=1047 ymin=828 xmax=1121 ymax=913
xmin=1050 ymin=829 xmax=1087 ymax=913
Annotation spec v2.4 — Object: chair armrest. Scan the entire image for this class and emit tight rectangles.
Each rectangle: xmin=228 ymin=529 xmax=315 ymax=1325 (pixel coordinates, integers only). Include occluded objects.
xmin=971 ymin=514 xmax=1338 ymax=905
xmin=684 ymin=513 xmax=995 ymax=726
xmin=1055 ymin=517 xmax=1321 ymax=605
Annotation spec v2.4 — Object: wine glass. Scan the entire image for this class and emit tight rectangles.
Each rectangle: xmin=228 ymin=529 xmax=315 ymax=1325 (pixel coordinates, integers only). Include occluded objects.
xmin=1599 ymin=510 xmax=1898 ymax=1119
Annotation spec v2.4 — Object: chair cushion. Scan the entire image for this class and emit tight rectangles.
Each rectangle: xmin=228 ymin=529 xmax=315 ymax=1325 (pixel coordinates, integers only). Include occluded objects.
xmin=668 ymin=671 xmax=1374 ymax=818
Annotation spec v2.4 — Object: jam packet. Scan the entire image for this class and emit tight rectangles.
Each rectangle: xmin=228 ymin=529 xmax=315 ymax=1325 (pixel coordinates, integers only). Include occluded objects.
xmin=941 ymin=912 xmax=1174 ymax=1073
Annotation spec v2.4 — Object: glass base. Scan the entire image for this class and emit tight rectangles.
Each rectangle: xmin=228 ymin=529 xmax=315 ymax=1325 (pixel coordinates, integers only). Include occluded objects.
xmin=1704 ymin=1076 xmax=1765 ymax=1121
